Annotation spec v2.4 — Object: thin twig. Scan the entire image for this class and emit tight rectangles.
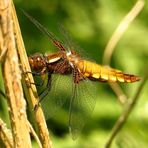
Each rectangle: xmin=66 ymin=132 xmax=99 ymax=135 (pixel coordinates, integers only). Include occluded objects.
xmin=10 ymin=1 xmax=52 ymax=148
xmin=0 ymin=118 xmax=13 ymax=148
xmin=102 ymin=1 xmax=145 ymax=147
xmin=102 ymin=0 xmax=145 ymax=105
xmin=27 ymin=121 xmax=42 ymax=148
xmin=103 ymin=0 xmax=145 ymax=65
xmin=105 ymin=69 xmax=148 ymax=148
xmin=0 ymin=2 xmax=8 ymax=61
xmin=109 ymin=83 xmax=127 ymax=105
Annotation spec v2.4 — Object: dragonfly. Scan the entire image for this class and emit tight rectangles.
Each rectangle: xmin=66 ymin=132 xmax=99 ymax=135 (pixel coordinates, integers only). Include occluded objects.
xmin=22 ymin=10 xmax=140 ymax=140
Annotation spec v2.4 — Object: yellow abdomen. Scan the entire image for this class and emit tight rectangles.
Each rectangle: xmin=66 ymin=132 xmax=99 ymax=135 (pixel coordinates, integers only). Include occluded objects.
xmin=76 ymin=60 xmax=140 ymax=83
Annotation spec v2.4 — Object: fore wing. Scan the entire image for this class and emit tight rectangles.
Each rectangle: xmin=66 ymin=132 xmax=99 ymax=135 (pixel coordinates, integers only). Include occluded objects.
xmin=22 ymin=10 xmax=67 ymax=51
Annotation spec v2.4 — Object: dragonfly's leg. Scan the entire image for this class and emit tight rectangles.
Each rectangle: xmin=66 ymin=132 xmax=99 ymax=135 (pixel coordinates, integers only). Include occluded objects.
xmin=25 ymin=71 xmax=41 ymax=76
xmin=73 ymin=66 xmax=84 ymax=83
xmin=25 ymin=69 xmax=45 ymax=76
xmin=34 ymin=74 xmax=52 ymax=110
xmin=25 ymin=67 xmax=47 ymax=86
xmin=38 ymin=74 xmax=51 ymax=98
xmin=25 ymin=66 xmax=46 ymax=76
xmin=25 ymin=72 xmax=45 ymax=86
xmin=30 ymin=76 xmax=46 ymax=86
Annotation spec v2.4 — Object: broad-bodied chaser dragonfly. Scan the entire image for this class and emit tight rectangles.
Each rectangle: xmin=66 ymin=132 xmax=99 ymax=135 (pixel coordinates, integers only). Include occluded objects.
xmin=22 ymin=10 xmax=140 ymax=140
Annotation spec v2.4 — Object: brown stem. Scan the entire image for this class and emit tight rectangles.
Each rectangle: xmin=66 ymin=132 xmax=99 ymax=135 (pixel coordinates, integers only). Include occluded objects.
xmin=105 ymin=69 xmax=148 ymax=148
xmin=103 ymin=0 xmax=145 ymax=65
xmin=27 ymin=121 xmax=42 ymax=148
xmin=102 ymin=0 xmax=145 ymax=147
xmin=10 ymin=1 xmax=52 ymax=148
xmin=102 ymin=0 xmax=145 ymax=105
xmin=0 ymin=0 xmax=32 ymax=147
xmin=0 ymin=118 xmax=13 ymax=148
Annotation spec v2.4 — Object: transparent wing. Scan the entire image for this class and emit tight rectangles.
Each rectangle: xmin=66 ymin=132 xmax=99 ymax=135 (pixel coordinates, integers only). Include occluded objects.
xmin=21 ymin=10 xmax=67 ymax=51
xmin=58 ymin=24 xmax=94 ymax=60
xmin=69 ymin=79 xmax=98 ymax=140
xmin=22 ymin=10 xmax=93 ymax=59
xmin=58 ymin=24 xmax=75 ymax=51
xmin=40 ymin=74 xmax=73 ymax=119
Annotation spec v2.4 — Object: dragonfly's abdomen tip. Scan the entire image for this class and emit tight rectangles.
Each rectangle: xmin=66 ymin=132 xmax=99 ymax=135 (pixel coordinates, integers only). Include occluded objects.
xmin=129 ymin=75 xmax=141 ymax=82
xmin=116 ymin=73 xmax=140 ymax=83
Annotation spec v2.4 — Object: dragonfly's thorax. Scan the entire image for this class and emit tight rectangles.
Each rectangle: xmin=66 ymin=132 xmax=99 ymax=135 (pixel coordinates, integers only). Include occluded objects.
xmin=66 ymin=50 xmax=81 ymax=68
xmin=45 ymin=52 xmax=63 ymax=64
xmin=43 ymin=52 xmax=72 ymax=74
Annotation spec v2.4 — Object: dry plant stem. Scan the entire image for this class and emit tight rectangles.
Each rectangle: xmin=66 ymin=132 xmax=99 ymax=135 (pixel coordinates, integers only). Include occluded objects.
xmin=0 ymin=48 xmax=7 ymax=61
xmin=11 ymin=1 xmax=52 ymax=148
xmin=0 ymin=4 xmax=8 ymax=61
xmin=105 ymin=71 xmax=148 ymax=148
xmin=103 ymin=0 xmax=145 ymax=65
xmin=27 ymin=121 xmax=42 ymax=148
xmin=1 ymin=0 xmax=32 ymax=147
xmin=102 ymin=0 xmax=145 ymax=104
xmin=109 ymin=83 xmax=127 ymax=105
xmin=102 ymin=1 xmax=145 ymax=147
xmin=0 ymin=118 xmax=13 ymax=148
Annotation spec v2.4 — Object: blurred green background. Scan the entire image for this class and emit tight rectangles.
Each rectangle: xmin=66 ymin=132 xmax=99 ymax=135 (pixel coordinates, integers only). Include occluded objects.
xmin=1 ymin=0 xmax=148 ymax=147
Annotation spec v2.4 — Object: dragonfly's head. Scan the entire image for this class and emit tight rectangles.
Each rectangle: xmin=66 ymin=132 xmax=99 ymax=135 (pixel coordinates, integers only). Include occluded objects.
xmin=28 ymin=54 xmax=46 ymax=72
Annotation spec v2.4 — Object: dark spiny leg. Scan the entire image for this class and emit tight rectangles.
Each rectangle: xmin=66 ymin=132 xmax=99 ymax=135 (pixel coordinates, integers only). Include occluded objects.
xmin=73 ymin=66 xmax=84 ymax=83
xmin=25 ymin=71 xmax=46 ymax=86
xmin=25 ymin=71 xmax=43 ymax=76
xmin=38 ymin=74 xmax=51 ymax=97
xmin=34 ymin=74 xmax=52 ymax=111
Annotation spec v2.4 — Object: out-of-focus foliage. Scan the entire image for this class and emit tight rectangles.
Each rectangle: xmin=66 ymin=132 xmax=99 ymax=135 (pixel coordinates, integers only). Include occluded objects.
xmin=0 ymin=0 xmax=147 ymax=147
